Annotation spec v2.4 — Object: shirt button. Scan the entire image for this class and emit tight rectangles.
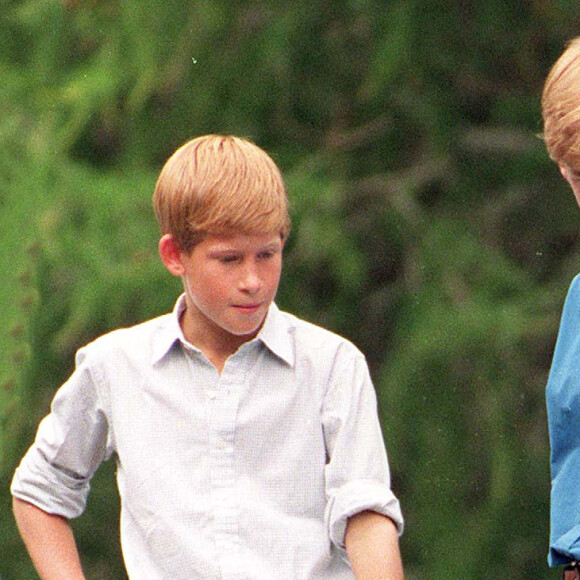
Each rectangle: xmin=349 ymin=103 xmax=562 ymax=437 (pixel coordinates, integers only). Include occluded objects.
xmin=207 ymin=390 xmax=217 ymax=400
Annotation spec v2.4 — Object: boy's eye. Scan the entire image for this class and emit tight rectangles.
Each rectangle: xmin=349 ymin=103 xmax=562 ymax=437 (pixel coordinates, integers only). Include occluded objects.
xmin=218 ymin=255 xmax=240 ymax=264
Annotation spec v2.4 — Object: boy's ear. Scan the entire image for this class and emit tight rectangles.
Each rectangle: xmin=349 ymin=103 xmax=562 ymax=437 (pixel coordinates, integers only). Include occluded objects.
xmin=159 ymin=234 xmax=185 ymax=277
xmin=559 ymin=163 xmax=570 ymax=182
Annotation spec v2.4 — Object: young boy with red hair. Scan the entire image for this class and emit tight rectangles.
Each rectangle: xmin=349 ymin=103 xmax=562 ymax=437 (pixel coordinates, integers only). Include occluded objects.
xmin=543 ymin=38 xmax=580 ymax=580
xmin=12 ymin=135 xmax=404 ymax=579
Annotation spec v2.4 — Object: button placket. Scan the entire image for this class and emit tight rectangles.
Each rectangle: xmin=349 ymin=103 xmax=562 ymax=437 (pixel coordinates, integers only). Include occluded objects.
xmin=207 ymin=356 xmax=248 ymax=580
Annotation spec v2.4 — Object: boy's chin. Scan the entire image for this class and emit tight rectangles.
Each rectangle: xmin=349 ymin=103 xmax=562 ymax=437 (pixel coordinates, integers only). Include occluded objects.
xmin=224 ymin=317 xmax=267 ymax=340
xmin=227 ymin=324 xmax=263 ymax=339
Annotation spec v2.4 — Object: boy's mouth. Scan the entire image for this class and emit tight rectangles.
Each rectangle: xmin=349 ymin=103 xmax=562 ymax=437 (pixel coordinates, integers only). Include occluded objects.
xmin=233 ymin=303 xmax=262 ymax=314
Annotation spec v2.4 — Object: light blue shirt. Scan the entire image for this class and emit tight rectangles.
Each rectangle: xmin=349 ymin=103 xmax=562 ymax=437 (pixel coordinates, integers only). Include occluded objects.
xmin=12 ymin=296 xmax=403 ymax=579
xmin=547 ymin=275 xmax=580 ymax=566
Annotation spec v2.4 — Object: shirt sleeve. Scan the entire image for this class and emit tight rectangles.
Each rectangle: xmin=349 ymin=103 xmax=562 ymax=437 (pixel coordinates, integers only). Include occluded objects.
xmin=547 ymin=275 xmax=580 ymax=567
xmin=11 ymin=347 xmax=113 ymax=519
xmin=322 ymin=346 xmax=404 ymax=552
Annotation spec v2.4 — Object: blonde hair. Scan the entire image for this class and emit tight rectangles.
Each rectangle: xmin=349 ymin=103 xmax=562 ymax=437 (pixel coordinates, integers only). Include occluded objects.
xmin=542 ymin=37 xmax=580 ymax=169
xmin=153 ymin=135 xmax=291 ymax=250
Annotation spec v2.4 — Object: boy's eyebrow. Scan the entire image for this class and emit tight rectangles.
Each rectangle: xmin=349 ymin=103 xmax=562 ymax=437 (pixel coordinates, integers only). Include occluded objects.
xmin=206 ymin=248 xmax=241 ymax=258
xmin=207 ymin=240 xmax=282 ymax=256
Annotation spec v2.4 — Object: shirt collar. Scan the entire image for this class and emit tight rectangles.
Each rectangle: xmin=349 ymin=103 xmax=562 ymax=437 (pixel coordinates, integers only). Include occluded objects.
xmin=151 ymin=294 xmax=189 ymax=365
xmin=256 ymin=302 xmax=295 ymax=367
xmin=151 ymin=294 xmax=295 ymax=367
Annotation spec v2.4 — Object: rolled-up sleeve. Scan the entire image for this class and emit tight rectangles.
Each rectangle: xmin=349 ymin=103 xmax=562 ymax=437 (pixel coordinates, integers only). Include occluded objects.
xmin=322 ymin=348 xmax=404 ymax=550
xmin=11 ymin=348 xmax=113 ymax=519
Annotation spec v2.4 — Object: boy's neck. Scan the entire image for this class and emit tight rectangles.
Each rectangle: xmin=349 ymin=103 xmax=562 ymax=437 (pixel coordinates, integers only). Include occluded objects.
xmin=179 ymin=305 xmax=262 ymax=374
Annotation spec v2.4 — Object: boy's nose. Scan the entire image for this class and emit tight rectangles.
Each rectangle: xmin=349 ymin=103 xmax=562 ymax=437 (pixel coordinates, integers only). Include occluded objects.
xmin=239 ymin=265 xmax=261 ymax=293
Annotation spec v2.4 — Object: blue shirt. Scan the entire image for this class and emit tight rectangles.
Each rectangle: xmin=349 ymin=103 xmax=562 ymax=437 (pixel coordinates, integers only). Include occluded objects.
xmin=12 ymin=296 xmax=403 ymax=579
xmin=547 ymin=275 xmax=580 ymax=566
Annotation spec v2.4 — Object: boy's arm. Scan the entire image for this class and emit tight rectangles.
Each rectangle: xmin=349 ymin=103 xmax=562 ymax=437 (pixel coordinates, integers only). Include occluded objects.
xmin=345 ymin=510 xmax=404 ymax=580
xmin=546 ymin=276 xmax=580 ymax=566
xmin=12 ymin=497 xmax=86 ymax=580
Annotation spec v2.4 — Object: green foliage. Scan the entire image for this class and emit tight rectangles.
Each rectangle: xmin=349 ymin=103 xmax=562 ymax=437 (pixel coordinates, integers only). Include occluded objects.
xmin=0 ymin=155 xmax=40 ymax=469
xmin=379 ymin=219 xmax=553 ymax=578
xmin=1 ymin=1 xmax=578 ymax=578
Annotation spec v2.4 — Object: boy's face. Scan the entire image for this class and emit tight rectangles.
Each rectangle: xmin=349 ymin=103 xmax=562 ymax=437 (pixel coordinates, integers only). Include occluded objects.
xmin=161 ymin=231 xmax=284 ymax=352
xmin=560 ymin=163 xmax=580 ymax=207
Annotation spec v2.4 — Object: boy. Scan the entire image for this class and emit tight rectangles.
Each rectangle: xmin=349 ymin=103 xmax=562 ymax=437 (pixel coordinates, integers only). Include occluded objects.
xmin=11 ymin=135 xmax=404 ymax=579
xmin=543 ymin=38 xmax=580 ymax=579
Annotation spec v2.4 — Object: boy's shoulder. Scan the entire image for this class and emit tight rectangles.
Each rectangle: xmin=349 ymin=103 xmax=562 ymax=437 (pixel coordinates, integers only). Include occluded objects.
xmin=568 ymin=272 xmax=580 ymax=294
xmin=76 ymin=311 xmax=175 ymax=364
xmin=269 ymin=309 xmax=371 ymax=384
xmin=275 ymin=307 xmax=364 ymax=360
